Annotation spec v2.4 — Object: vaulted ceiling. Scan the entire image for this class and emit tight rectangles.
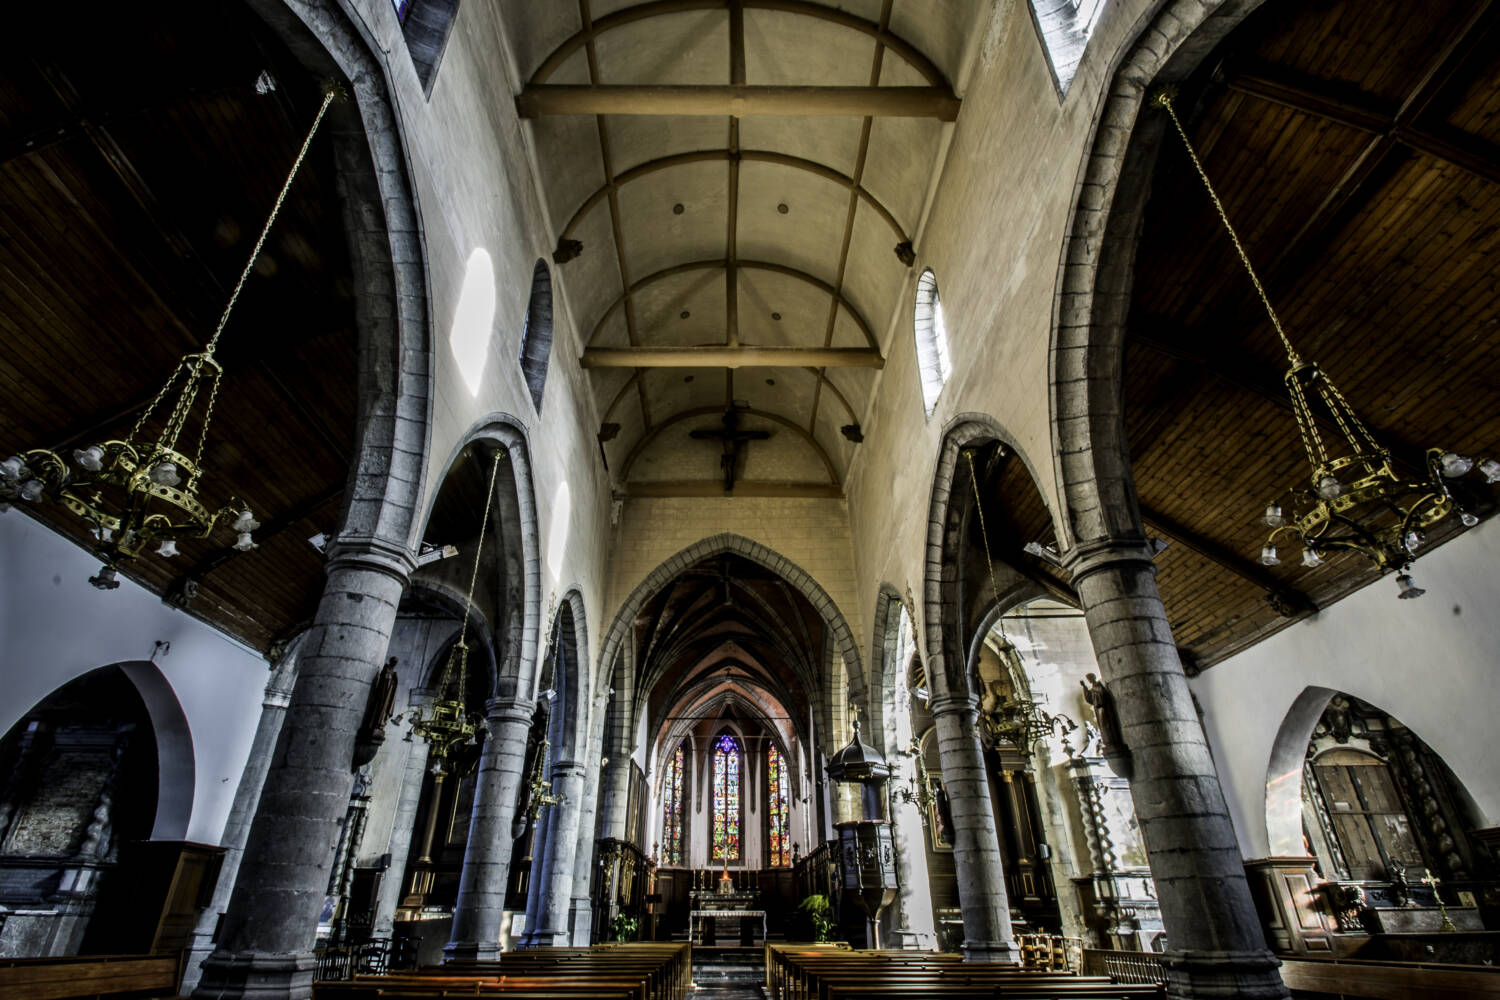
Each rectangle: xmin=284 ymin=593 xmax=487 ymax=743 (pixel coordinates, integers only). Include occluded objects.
xmin=502 ymin=1 xmax=981 ymax=496
xmin=1125 ymin=0 xmax=1500 ymax=667
xmin=634 ymin=553 xmax=825 ymax=751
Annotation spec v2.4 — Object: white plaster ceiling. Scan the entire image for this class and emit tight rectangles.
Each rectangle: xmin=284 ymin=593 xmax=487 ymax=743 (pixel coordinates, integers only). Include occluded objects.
xmin=503 ymin=1 xmax=980 ymax=492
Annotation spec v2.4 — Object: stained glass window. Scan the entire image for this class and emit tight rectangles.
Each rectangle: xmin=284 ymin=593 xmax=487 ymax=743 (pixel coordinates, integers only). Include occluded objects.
xmin=711 ymin=734 xmax=741 ymax=862
xmin=768 ymin=744 xmax=790 ymax=867
xmin=392 ymin=0 xmax=413 ymax=22
xmin=661 ymin=744 xmax=684 ymax=865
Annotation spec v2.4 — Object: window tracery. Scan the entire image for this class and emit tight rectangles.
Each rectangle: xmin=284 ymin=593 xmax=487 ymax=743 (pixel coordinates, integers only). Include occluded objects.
xmin=767 ymin=744 xmax=790 ymax=867
xmin=711 ymin=733 xmax=741 ymax=863
xmin=660 ymin=743 xmax=684 ymax=866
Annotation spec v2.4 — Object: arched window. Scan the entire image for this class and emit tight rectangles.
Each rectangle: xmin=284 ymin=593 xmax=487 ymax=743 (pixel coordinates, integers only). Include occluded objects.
xmin=396 ymin=0 xmax=463 ymax=97
xmin=1026 ymin=0 xmax=1110 ymax=96
xmin=711 ymin=733 xmax=741 ymax=863
xmin=660 ymin=743 xmax=685 ymax=865
xmin=518 ymin=259 xmax=553 ymax=412
xmin=767 ymin=744 xmax=790 ymax=867
xmin=913 ymin=269 xmax=951 ymax=416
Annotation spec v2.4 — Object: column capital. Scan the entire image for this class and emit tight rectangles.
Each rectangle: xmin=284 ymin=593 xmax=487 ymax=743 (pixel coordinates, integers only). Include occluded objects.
xmin=928 ymin=692 xmax=978 ymax=720
xmin=485 ymin=696 xmax=535 ymax=725
xmin=1061 ymin=535 xmax=1156 ymax=585
xmin=325 ymin=535 xmax=418 ymax=584
xmin=551 ymin=758 xmax=587 ymax=777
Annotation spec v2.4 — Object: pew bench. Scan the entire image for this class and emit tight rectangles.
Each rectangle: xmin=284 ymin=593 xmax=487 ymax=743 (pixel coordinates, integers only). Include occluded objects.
xmin=0 ymin=953 xmax=182 ymax=1000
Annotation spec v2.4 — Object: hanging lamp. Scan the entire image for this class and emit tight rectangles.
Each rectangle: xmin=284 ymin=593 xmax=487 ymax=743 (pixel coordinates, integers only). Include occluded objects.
xmin=1155 ymin=90 xmax=1498 ymax=599
xmin=399 ymin=449 xmax=505 ymax=772
xmin=0 ymin=85 xmax=342 ymax=589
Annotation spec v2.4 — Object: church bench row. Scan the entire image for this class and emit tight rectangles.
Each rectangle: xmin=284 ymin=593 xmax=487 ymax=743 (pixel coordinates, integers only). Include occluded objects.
xmin=312 ymin=943 xmax=689 ymax=1000
xmin=0 ymin=952 xmax=181 ymax=1000
xmin=765 ymin=945 xmax=1165 ymax=1000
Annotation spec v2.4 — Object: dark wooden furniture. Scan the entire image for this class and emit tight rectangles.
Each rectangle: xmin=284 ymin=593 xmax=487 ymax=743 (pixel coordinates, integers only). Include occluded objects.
xmin=0 ymin=953 xmax=182 ymax=1000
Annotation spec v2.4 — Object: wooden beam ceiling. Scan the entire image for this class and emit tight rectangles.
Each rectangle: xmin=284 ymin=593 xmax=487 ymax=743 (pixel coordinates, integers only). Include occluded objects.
xmin=580 ymin=346 xmax=885 ymax=368
xmin=515 ymin=84 xmax=960 ymax=120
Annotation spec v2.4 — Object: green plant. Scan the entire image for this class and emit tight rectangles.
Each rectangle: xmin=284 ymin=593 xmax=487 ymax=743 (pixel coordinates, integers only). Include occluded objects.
xmin=611 ymin=911 xmax=638 ymax=943
xmin=792 ymin=894 xmax=835 ymax=942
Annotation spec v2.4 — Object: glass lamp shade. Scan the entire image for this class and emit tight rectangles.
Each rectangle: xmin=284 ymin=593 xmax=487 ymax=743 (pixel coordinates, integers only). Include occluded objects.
xmin=1481 ymin=459 xmax=1500 ymax=483
xmin=1262 ymin=504 xmax=1286 ymax=528
xmin=233 ymin=531 xmax=258 ymax=552
xmin=0 ymin=456 xmax=26 ymax=481
xmin=19 ymin=479 xmax=44 ymax=502
xmin=73 ymin=445 xmax=105 ymax=472
xmin=231 ymin=509 xmax=260 ymax=532
xmin=1395 ymin=573 xmax=1426 ymax=600
xmin=149 ymin=461 xmax=181 ymax=487
xmin=156 ymin=539 xmax=179 ymax=558
xmin=1301 ymin=547 xmax=1323 ymax=568
xmin=1316 ymin=475 xmax=1342 ymax=500
xmin=1404 ymin=530 xmax=1425 ymax=553
xmin=1259 ymin=544 xmax=1280 ymax=566
xmin=1440 ymin=452 xmax=1474 ymax=478
xmin=1462 ymin=511 xmax=1480 ymax=527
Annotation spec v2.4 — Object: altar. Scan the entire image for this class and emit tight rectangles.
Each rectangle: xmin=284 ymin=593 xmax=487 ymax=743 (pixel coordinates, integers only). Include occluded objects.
xmin=689 ymin=907 xmax=768 ymax=947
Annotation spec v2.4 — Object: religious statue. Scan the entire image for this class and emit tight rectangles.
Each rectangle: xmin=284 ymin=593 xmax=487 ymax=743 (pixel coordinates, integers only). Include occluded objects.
xmin=1080 ymin=672 xmax=1124 ymax=754
xmin=353 ymin=657 xmax=399 ymax=768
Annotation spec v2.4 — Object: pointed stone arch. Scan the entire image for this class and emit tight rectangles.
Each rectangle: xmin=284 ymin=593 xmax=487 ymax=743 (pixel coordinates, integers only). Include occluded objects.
xmin=1048 ymin=0 xmax=1268 ymax=548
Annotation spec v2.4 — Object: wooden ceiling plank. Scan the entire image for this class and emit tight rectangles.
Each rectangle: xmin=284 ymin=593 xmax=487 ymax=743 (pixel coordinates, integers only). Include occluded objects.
xmin=1138 ymin=502 xmax=1314 ymax=615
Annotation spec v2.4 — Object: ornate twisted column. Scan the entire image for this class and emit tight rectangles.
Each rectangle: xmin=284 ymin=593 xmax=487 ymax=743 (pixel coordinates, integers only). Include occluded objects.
xmin=445 ymin=696 xmax=536 ymax=960
xmin=929 ymin=693 xmax=1018 ymax=963
xmin=521 ymin=757 xmax=587 ymax=946
xmin=1066 ymin=539 xmax=1287 ymax=1000
xmin=194 ymin=542 xmax=412 ymax=1000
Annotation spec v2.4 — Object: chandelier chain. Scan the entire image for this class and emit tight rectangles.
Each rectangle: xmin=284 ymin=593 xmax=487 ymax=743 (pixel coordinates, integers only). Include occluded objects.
xmin=1156 ymin=92 xmax=1301 ymax=367
xmin=458 ymin=449 xmax=506 ymax=656
xmin=129 ymin=363 xmax=186 ymax=446
xmin=191 ymin=364 xmax=224 ymax=479
xmin=204 ymin=87 xmax=337 ymax=358
xmin=964 ymin=449 xmax=1008 ymax=645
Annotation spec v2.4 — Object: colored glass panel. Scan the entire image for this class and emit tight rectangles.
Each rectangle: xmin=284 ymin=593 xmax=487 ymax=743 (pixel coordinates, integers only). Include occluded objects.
xmin=712 ymin=734 xmax=740 ymax=862
xmin=661 ymin=744 xmax=684 ymax=865
xmin=392 ymin=0 xmax=413 ymax=21
xmin=768 ymin=745 xmax=790 ymax=867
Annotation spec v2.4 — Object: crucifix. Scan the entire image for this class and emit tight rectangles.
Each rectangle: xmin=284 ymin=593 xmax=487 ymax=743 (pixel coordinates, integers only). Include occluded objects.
xmin=689 ymin=406 xmax=770 ymax=491
xmin=1420 ymin=869 xmax=1459 ymax=932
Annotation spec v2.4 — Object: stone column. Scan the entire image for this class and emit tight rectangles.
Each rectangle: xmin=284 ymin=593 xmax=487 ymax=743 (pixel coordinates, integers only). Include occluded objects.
xmin=182 ymin=662 xmax=296 ymax=993
xmin=444 ymin=697 xmax=534 ymax=961
xmin=929 ymin=693 xmax=1018 ymax=963
xmin=598 ymin=757 xmax=632 ymax=841
xmin=523 ymin=758 xmax=586 ymax=946
xmin=887 ymin=788 xmax=937 ymax=950
xmin=371 ymin=731 xmax=429 ymax=939
xmin=1066 ymin=540 xmax=1287 ymax=1000
xmin=568 ymin=721 xmax=605 ymax=944
xmin=194 ymin=545 xmax=411 ymax=1000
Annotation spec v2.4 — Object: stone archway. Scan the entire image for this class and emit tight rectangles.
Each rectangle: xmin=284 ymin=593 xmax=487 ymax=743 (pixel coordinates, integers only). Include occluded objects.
xmin=1047 ymin=0 xmax=1267 ymax=546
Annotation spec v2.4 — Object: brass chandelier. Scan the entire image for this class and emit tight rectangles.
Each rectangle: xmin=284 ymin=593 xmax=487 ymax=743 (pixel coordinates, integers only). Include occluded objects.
xmin=0 ymin=86 xmax=340 ymax=590
xmin=1157 ymin=91 xmax=1498 ymax=599
xmin=399 ymin=450 xmax=505 ymax=773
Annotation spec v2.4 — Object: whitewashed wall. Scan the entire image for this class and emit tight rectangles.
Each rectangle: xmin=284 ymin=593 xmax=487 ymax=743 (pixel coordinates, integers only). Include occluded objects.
xmin=1191 ymin=517 xmax=1500 ymax=860
xmin=0 ymin=513 xmax=269 ymax=844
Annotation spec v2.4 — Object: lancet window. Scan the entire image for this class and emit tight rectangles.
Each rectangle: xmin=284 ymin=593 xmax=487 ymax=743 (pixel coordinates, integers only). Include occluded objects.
xmin=711 ymin=733 xmax=741 ymax=862
xmin=660 ymin=743 xmax=684 ymax=865
xmin=767 ymin=744 xmax=790 ymax=867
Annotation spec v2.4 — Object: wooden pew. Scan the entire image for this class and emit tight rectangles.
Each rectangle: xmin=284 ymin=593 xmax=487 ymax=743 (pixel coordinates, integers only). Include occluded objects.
xmin=0 ymin=953 xmax=182 ymax=1000
xmin=313 ymin=942 xmax=689 ymax=1000
xmin=766 ymin=944 xmax=1164 ymax=1000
